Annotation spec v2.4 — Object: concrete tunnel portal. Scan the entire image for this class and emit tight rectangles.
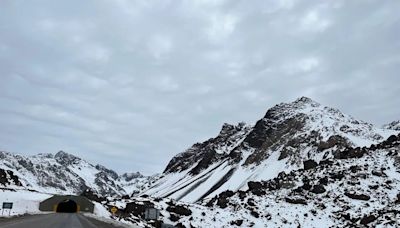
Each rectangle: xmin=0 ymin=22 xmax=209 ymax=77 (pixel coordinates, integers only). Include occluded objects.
xmin=56 ymin=199 xmax=78 ymax=213
xmin=39 ymin=195 xmax=95 ymax=213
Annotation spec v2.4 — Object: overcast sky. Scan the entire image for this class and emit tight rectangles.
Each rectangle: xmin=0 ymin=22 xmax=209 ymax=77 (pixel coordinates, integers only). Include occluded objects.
xmin=0 ymin=0 xmax=399 ymax=175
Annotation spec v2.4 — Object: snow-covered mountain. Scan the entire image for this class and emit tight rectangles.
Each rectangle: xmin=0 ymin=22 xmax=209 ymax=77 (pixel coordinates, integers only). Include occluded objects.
xmin=2 ymin=96 xmax=399 ymax=227
xmin=384 ymin=120 xmax=400 ymax=131
xmin=143 ymin=97 xmax=399 ymax=203
xmin=0 ymin=150 xmax=157 ymax=196
xmin=111 ymin=132 xmax=400 ymax=227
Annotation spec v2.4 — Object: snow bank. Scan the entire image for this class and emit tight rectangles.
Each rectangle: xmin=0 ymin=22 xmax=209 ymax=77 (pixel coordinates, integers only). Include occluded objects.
xmin=0 ymin=190 xmax=51 ymax=217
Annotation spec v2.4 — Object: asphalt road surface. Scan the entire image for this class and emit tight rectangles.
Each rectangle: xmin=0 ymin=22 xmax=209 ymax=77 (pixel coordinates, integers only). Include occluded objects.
xmin=0 ymin=213 xmax=128 ymax=228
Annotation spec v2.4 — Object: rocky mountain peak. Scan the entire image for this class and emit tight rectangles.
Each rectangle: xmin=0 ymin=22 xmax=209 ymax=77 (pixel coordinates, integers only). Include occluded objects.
xmin=220 ymin=123 xmax=235 ymax=134
xmin=219 ymin=122 xmax=248 ymax=136
xmin=384 ymin=120 xmax=400 ymax=130
xmin=54 ymin=150 xmax=81 ymax=165
xmin=145 ymin=97 xmax=398 ymax=202
xmin=293 ymin=96 xmax=320 ymax=106
xmin=243 ymin=97 xmax=389 ymax=166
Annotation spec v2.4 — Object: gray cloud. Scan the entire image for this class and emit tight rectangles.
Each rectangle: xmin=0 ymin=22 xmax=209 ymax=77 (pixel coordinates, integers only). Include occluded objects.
xmin=0 ymin=0 xmax=399 ymax=174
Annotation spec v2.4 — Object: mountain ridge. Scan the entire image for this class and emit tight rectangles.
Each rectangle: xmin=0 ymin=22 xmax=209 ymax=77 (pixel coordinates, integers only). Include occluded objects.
xmin=143 ymin=97 xmax=399 ymax=202
xmin=0 ymin=150 xmax=158 ymax=196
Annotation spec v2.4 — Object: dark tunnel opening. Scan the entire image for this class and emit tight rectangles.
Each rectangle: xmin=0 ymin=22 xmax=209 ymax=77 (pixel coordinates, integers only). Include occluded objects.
xmin=56 ymin=199 xmax=78 ymax=213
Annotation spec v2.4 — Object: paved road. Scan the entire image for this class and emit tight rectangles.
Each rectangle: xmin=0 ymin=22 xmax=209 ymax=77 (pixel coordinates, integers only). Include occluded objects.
xmin=0 ymin=213 xmax=128 ymax=228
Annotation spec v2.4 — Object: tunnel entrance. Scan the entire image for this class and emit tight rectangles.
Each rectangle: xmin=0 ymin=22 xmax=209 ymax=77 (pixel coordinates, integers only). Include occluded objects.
xmin=56 ymin=199 xmax=78 ymax=213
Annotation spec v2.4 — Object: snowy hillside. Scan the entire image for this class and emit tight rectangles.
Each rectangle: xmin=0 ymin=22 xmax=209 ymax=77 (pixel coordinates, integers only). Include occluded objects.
xmin=107 ymin=131 xmax=400 ymax=228
xmin=143 ymin=97 xmax=399 ymax=203
xmin=0 ymin=150 xmax=157 ymax=196
xmin=118 ymin=172 xmax=161 ymax=196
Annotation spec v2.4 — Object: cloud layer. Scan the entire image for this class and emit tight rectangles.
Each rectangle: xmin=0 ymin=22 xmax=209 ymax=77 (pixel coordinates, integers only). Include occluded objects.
xmin=0 ymin=0 xmax=399 ymax=174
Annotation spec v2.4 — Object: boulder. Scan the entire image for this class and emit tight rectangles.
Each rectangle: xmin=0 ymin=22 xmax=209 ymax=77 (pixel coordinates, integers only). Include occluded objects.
xmin=217 ymin=197 xmax=229 ymax=208
xmin=303 ymin=160 xmax=318 ymax=170
xmin=250 ymin=210 xmax=260 ymax=218
xmin=216 ymin=190 xmax=235 ymax=208
xmin=230 ymin=219 xmax=243 ymax=226
xmin=345 ymin=192 xmax=370 ymax=201
xmin=311 ymin=185 xmax=326 ymax=194
xmin=360 ymin=215 xmax=377 ymax=225
xmin=285 ymin=197 xmax=307 ymax=205
xmin=248 ymin=181 xmax=266 ymax=196
xmin=166 ymin=205 xmax=192 ymax=216
xmin=170 ymin=213 xmax=180 ymax=222
xmin=248 ymin=181 xmax=263 ymax=190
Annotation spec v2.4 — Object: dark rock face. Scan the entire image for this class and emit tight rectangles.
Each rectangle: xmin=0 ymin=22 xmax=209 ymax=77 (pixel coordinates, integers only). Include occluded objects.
xmin=166 ymin=205 xmax=192 ymax=216
xmin=317 ymin=135 xmax=351 ymax=151
xmin=169 ymin=213 xmax=180 ymax=222
xmin=285 ymin=197 xmax=307 ymax=205
xmin=189 ymin=150 xmax=217 ymax=175
xmin=54 ymin=151 xmax=81 ymax=165
xmin=95 ymin=164 xmax=119 ymax=180
xmin=247 ymin=181 xmax=266 ymax=196
xmin=244 ymin=115 xmax=307 ymax=166
xmin=344 ymin=192 xmax=370 ymax=201
xmin=176 ymin=223 xmax=186 ymax=228
xmin=360 ymin=215 xmax=377 ymax=225
xmin=335 ymin=147 xmax=367 ymax=159
xmin=0 ymin=168 xmax=22 ymax=186
xmin=248 ymin=181 xmax=263 ymax=190
xmin=215 ymin=190 xmax=234 ymax=208
xmin=303 ymin=160 xmax=318 ymax=170
xmin=371 ymin=134 xmax=400 ymax=151
xmin=302 ymin=182 xmax=312 ymax=191
xmin=163 ymin=123 xmax=251 ymax=174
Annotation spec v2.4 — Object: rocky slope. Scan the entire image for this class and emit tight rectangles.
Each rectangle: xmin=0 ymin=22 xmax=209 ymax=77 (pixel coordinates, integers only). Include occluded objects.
xmin=0 ymin=150 xmax=157 ymax=196
xmin=143 ymin=97 xmax=398 ymax=203
xmin=106 ymin=132 xmax=400 ymax=228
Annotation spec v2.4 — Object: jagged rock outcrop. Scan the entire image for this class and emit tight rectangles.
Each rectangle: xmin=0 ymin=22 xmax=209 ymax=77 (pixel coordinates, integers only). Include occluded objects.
xmin=0 ymin=168 xmax=22 ymax=187
xmin=164 ymin=122 xmax=251 ymax=174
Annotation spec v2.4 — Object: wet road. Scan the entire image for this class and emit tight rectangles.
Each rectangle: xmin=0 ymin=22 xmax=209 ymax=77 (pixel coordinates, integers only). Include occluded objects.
xmin=0 ymin=213 xmax=128 ymax=228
